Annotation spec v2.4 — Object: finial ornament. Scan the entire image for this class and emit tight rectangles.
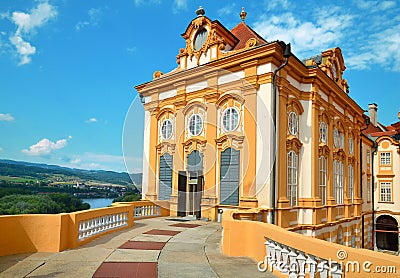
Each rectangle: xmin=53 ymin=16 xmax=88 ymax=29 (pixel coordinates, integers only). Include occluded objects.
xmin=196 ymin=6 xmax=205 ymax=16
xmin=240 ymin=7 xmax=247 ymax=22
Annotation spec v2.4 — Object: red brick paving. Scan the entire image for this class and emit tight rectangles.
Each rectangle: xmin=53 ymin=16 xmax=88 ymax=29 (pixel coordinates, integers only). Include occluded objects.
xmin=143 ymin=229 xmax=181 ymax=236
xmin=169 ymin=223 xmax=201 ymax=228
xmin=119 ymin=241 xmax=166 ymax=250
xmin=93 ymin=262 xmax=157 ymax=278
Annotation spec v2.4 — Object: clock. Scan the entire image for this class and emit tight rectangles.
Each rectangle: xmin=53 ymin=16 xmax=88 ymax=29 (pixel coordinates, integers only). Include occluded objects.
xmin=194 ymin=29 xmax=208 ymax=51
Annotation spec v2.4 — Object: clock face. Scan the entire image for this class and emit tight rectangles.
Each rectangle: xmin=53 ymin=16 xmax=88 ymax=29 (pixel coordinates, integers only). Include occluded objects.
xmin=194 ymin=29 xmax=208 ymax=51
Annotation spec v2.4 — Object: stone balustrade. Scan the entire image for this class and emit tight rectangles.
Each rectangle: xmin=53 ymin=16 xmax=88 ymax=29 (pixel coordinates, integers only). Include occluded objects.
xmin=78 ymin=212 xmax=129 ymax=241
xmin=0 ymin=200 xmax=169 ymax=256
xmin=222 ymin=209 xmax=400 ymax=277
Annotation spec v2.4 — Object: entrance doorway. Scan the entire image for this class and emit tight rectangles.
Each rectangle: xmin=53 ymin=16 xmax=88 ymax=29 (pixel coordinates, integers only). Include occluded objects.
xmin=177 ymin=151 xmax=203 ymax=218
xmin=376 ymin=215 xmax=399 ymax=252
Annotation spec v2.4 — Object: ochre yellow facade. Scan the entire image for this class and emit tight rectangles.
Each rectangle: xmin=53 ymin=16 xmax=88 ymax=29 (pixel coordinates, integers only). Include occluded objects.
xmin=136 ymin=9 xmax=375 ymax=249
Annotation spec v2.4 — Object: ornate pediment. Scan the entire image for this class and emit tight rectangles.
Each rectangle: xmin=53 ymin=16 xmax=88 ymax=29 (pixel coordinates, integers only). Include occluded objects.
xmin=176 ymin=9 xmax=239 ymax=69
xmin=286 ymin=136 xmax=303 ymax=153
xmin=156 ymin=141 xmax=176 ymax=155
xmin=215 ymin=133 xmax=245 ymax=150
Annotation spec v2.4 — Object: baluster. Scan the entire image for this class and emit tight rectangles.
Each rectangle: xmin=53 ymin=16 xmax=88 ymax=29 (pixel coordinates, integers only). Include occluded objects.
xmin=288 ymin=248 xmax=299 ymax=278
xmin=281 ymin=245 xmax=290 ymax=273
xmin=269 ymin=241 xmax=277 ymax=269
xmin=330 ymin=262 xmax=342 ymax=278
xmin=296 ymin=251 xmax=307 ymax=278
xmin=264 ymin=240 xmax=273 ymax=268
xmin=306 ymin=254 xmax=318 ymax=278
xmin=157 ymin=206 xmax=160 ymax=215
xmin=317 ymin=259 xmax=329 ymax=278
xmin=275 ymin=243 xmax=283 ymax=272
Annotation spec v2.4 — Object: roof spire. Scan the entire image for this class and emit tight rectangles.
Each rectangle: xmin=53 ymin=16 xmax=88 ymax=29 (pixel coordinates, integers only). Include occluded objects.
xmin=196 ymin=6 xmax=205 ymax=16
xmin=240 ymin=7 xmax=247 ymax=22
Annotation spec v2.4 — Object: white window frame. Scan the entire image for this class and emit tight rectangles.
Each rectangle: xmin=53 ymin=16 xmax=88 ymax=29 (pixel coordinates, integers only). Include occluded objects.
xmin=287 ymin=150 xmax=298 ymax=207
xmin=348 ymin=164 xmax=354 ymax=202
xmin=288 ymin=112 xmax=298 ymax=136
xmin=161 ymin=119 xmax=173 ymax=140
xmin=319 ymin=156 xmax=327 ymax=205
xmin=222 ymin=107 xmax=239 ymax=132
xmin=188 ymin=114 xmax=203 ymax=136
xmin=320 ymin=122 xmax=328 ymax=143
xmin=334 ymin=160 xmax=344 ymax=204
xmin=379 ymin=182 xmax=392 ymax=202
xmin=380 ymin=152 xmax=391 ymax=165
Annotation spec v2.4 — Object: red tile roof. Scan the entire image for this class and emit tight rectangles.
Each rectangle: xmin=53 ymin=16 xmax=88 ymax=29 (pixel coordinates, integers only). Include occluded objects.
xmin=230 ymin=22 xmax=267 ymax=50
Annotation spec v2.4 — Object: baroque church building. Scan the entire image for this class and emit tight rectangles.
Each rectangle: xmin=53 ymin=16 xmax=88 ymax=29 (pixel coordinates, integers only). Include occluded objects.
xmin=136 ymin=7 xmax=376 ymax=249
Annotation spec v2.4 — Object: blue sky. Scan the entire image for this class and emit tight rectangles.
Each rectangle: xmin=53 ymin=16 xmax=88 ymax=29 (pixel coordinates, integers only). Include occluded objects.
xmin=0 ymin=0 xmax=399 ymax=173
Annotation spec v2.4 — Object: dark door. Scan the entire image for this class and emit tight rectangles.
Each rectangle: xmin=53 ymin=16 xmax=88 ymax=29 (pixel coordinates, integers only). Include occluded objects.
xmin=177 ymin=171 xmax=187 ymax=217
xmin=376 ymin=215 xmax=399 ymax=252
xmin=220 ymin=148 xmax=240 ymax=206
xmin=159 ymin=154 xmax=172 ymax=200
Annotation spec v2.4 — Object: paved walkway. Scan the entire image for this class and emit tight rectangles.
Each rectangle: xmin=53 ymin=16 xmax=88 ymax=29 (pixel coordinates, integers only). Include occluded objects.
xmin=0 ymin=217 xmax=275 ymax=277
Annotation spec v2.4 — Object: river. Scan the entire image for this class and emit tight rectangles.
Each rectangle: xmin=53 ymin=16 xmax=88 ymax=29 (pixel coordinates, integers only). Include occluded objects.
xmin=81 ymin=198 xmax=114 ymax=209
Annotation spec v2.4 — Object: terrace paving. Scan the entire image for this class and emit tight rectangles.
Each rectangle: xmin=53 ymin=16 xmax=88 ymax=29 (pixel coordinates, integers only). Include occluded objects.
xmin=0 ymin=217 xmax=275 ymax=277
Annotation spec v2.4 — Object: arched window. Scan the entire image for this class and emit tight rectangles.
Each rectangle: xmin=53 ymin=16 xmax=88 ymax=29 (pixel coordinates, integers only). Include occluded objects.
xmin=334 ymin=128 xmax=339 ymax=148
xmin=288 ymin=112 xmax=298 ymax=136
xmin=320 ymin=122 xmax=328 ymax=143
xmin=334 ymin=160 xmax=344 ymax=204
xmin=319 ymin=156 xmax=327 ymax=205
xmin=222 ymin=107 xmax=239 ymax=132
xmin=348 ymin=165 xmax=354 ymax=202
xmin=287 ymin=150 xmax=298 ymax=206
xmin=188 ymin=114 xmax=203 ymax=136
xmin=348 ymin=137 xmax=354 ymax=155
xmin=161 ymin=119 xmax=173 ymax=140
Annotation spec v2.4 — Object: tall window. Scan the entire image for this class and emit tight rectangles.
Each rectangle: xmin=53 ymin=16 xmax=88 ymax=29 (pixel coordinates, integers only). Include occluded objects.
xmin=380 ymin=182 xmax=392 ymax=202
xmin=320 ymin=122 xmax=328 ymax=143
xmin=188 ymin=114 xmax=203 ymax=136
xmin=367 ymin=225 xmax=371 ymax=243
xmin=222 ymin=107 xmax=239 ymax=132
xmin=161 ymin=119 xmax=173 ymax=140
xmin=287 ymin=151 xmax=298 ymax=207
xmin=348 ymin=165 xmax=354 ymax=202
xmin=348 ymin=138 xmax=354 ymax=155
xmin=367 ymin=179 xmax=371 ymax=202
xmin=380 ymin=152 xmax=391 ymax=165
xmin=338 ymin=227 xmax=343 ymax=245
xmin=288 ymin=112 xmax=298 ymax=136
xmin=319 ymin=156 xmax=327 ymax=205
xmin=334 ymin=160 xmax=344 ymax=204
xmin=334 ymin=128 xmax=339 ymax=147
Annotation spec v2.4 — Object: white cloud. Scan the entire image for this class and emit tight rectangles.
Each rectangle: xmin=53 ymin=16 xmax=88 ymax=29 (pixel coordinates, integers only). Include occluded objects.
xmin=9 ymin=35 xmax=36 ymax=65
xmin=70 ymin=158 xmax=81 ymax=164
xmin=265 ymin=0 xmax=290 ymax=11
xmin=355 ymin=0 xmax=396 ymax=12
xmin=174 ymin=0 xmax=187 ymax=10
xmin=86 ymin=117 xmax=97 ymax=123
xmin=76 ymin=8 xmax=102 ymax=31
xmin=0 ymin=113 xmax=15 ymax=121
xmin=134 ymin=0 xmax=161 ymax=6
xmin=253 ymin=10 xmax=353 ymax=58
xmin=68 ymin=135 xmax=73 ymax=139
xmin=218 ymin=3 xmax=237 ymax=16
xmin=126 ymin=46 xmax=137 ymax=53
xmin=0 ymin=147 xmax=3 ymax=152
xmin=22 ymin=138 xmax=68 ymax=156
xmin=8 ymin=1 xmax=57 ymax=65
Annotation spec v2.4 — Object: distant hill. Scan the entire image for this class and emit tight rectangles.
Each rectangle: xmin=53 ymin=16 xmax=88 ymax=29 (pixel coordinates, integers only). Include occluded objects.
xmin=0 ymin=159 xmax=142 ymax=190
